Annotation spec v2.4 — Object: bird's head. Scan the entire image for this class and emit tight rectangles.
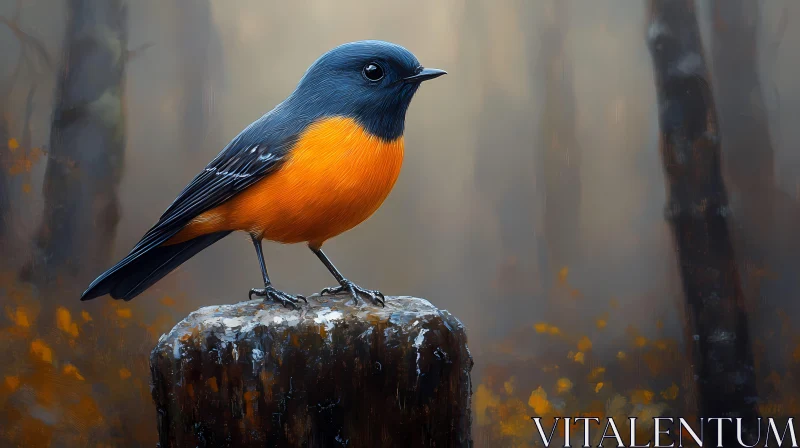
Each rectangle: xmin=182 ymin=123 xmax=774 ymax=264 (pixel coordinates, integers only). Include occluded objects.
xmin=287 ymin=40 xmax=446 ymax=141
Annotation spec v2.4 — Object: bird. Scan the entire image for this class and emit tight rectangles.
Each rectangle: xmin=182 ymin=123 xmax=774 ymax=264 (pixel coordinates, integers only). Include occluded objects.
xmin=80 ymin=40 xmax=446 ymax=308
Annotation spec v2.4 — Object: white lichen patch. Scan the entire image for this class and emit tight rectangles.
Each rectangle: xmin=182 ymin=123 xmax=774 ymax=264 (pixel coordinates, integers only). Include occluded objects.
xmin=189 ymin=304 xmax=225 ymax=321
xmin=277 ymin=313 xmax=302 ymax=327
xmin=413 ymin=329 xmax=429 ymax=376
xmin=313 ymin=310 xmax=343 ymax=323
xmin=413 ymin=329 xmax=428 ymax=349
xmin=173 ymin=339 xmax=181 ymax=359
xmin=251 ymin=348 xmax=264 ymax=371
xmin=313 ymin=309 xmax=344 ymax=336
xmin=222 ymin=317 xmax=246 ymax=329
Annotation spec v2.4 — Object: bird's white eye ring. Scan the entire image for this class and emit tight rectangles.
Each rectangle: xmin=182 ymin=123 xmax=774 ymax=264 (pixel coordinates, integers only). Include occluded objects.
xmin=362 ymin=62 xmax=384 ymax=82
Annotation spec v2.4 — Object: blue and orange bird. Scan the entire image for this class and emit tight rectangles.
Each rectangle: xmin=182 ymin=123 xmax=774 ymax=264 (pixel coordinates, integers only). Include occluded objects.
xmin=80 ymin=40 xmax=446 ymax=308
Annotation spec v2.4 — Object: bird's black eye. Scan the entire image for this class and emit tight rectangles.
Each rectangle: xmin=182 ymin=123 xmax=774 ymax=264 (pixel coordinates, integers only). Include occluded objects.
xmin=362 ymin=63 xmax=384 ymax=82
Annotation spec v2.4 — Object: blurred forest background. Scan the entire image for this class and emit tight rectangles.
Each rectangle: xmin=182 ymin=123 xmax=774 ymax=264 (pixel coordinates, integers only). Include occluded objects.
xmin=1 ymin=0 xmax=799 ymax=446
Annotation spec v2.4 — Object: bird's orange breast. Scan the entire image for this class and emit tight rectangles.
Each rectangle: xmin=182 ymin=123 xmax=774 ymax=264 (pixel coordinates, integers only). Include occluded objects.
xmin=172 ymin=116 xmax=404 ymax=248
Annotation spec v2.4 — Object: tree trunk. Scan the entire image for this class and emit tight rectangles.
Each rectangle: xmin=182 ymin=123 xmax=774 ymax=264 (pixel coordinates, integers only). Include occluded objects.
xmin=150 ymin=296 xmax=473 ymax=448
xmin=174 ymin=0 xmax=222 ymax=156
xmin=710 ymin=0 xmax=774 ymax=238
xmin=536 ymin=0 xmax=582 ymax=298
xmin=23 ymin=0 xmax=128 ymax=284
xmin=708 ymin=0 xmax=789 ymax=383
xmin=0 ymin=4 xmax=51 ymax=251
xmin=645 ymin=1 xmax=761 ymax=445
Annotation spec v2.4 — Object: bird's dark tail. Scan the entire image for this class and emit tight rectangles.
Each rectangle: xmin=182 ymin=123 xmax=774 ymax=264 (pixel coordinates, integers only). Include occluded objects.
xmin=81 ymin=231 xmax=231 ymax=302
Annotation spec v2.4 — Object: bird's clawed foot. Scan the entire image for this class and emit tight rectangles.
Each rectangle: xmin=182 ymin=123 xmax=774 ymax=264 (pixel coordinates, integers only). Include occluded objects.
xmin=320 ymin=279 xmax=385 ymax=307
xmin=249 ymin=285 xmax=307 ymax=309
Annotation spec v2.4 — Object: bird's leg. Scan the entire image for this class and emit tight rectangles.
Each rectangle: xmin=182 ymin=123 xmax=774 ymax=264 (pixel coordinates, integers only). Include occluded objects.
xmin=310 ymin=245 xmax=385 ymax=307
xmin=249 ymin=236 xmax=306 ymax=308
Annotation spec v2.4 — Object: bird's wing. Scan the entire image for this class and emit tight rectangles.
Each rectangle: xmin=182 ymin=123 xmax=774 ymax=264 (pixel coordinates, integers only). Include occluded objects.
xmin=126 ymin=134 xmax=289 ymax=258
xmin=80 ymin=114 xmax=303 ymax=300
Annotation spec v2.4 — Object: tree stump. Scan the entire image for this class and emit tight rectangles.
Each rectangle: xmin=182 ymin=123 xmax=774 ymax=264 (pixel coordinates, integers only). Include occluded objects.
xmin=150 ymin=295 xmax=473 ymax=447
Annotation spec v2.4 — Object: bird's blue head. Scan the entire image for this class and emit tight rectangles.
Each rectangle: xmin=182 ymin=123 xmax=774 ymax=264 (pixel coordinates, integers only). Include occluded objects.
xmin=284 ymin=40 xmax=446 ymax=141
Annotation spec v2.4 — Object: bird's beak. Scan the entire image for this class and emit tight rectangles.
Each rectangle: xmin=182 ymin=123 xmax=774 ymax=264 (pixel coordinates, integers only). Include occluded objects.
xmin=403 ymin=67 xmax=447 ymax=83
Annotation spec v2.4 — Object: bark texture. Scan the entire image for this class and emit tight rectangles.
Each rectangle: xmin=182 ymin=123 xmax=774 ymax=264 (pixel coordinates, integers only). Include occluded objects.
xmin=151 ymin=295 xmax=473 ymax=448
xmin=24 ymin=0 xmax=128 ymax=283
xmin=646 ymin=0 xmax=761 ymax=445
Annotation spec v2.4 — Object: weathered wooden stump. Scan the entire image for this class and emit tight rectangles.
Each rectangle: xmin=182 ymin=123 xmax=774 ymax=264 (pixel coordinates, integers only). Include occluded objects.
xmin=150 ymin=295 xmax=473 ymax=447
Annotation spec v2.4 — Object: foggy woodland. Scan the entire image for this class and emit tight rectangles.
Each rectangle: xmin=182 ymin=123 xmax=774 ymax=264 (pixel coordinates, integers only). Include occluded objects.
xmin=1 ymin=0 xmax=799 ymax=446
